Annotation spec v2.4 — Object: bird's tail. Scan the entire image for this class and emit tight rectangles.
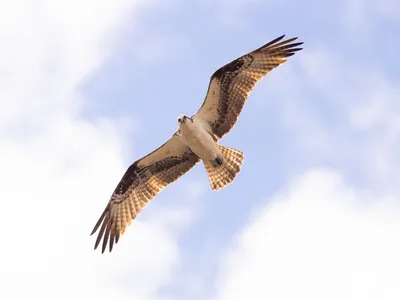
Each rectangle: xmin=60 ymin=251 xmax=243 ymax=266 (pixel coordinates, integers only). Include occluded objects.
xmin=203 ymin=145 xmax=244 ymax=190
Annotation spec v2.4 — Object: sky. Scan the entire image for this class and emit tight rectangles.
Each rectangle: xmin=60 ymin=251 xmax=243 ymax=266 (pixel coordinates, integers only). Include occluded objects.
xmin=1 ymin=0 xmax=399 ymax=299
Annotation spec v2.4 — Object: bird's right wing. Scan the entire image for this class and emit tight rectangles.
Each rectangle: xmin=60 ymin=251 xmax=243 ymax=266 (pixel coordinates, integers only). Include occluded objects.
xmin=194 ymin=35 xmax=303 ymax=139
xmin=91 ymin=133 xmax=200 ymax=253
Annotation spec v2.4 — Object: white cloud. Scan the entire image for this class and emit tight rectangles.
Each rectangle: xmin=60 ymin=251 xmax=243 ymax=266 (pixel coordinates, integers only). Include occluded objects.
xmin=0 ymin=0 xmax=197 ymax=299
xmin=216 ymin=169 xmax=400 ymax=300
xmin=0 ymin=0 xmax=136 ymax=129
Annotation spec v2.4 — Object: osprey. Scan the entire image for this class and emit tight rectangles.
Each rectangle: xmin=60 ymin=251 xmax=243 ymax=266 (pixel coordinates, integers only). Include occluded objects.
xmin=91 ymin=35 xmax=303 ymax=253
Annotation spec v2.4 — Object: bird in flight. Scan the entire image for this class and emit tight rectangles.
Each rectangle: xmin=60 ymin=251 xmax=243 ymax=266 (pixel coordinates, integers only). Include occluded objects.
xmin=91 ymin=35 xmax=303 ymax=253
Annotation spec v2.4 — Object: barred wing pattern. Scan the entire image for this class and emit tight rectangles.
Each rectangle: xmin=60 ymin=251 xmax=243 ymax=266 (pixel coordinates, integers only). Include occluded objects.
xmin=91 ymin=134 xmax=200 ymax=253
xmin=195 ymin=35 xmax=303 ymax=139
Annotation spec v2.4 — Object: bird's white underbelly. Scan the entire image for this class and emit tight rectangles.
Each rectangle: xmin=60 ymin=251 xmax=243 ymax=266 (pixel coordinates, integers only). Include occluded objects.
xmin=180 ymin=121 xmax=219 ymax=161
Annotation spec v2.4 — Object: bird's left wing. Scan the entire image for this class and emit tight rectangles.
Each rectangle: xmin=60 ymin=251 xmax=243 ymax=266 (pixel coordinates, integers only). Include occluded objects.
xmin=91 ymin=133 xmax=199 ymax=253
xmin=194 ymin=35 xmax=303 ymax=139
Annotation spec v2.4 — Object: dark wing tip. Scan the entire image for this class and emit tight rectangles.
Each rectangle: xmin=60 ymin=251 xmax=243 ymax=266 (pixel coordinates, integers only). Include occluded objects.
xmin=101 ymin=221 xmax=112 ymax=253
xmin=257 ymin=35 xmax=304 ymax=55
xmin=90 ymin=222 xmax=100 ymax=237
xmin=109 ymin=230 xmax=115 ymax=253
xmin=259 ymin=34 xmax=286 ymax=49
xmin=284 ymin=42 xmax=303 ymax=48
xmin=91 ymin=204 xmax=110 ymax=236
xmin=93 ymin=200 xmax=128 ymax=253
xmin=91 ymin=203 xmax=114 ymax=253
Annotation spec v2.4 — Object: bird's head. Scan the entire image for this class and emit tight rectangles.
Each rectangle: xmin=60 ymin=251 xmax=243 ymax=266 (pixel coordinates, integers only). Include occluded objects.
xmin=177 ymin=114 xmax=192 ymax=126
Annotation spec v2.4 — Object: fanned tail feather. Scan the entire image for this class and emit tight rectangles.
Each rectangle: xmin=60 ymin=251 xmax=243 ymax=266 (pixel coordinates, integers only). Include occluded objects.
xmin=204 ymin=145 xmax=244 ymax=190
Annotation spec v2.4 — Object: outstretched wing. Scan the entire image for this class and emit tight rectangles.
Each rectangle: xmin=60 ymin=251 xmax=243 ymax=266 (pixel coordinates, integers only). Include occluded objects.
xmin=194 ymin=35 xmax=303 ymax=139
xmin=91 ymin=133 xmax=200 ymax=253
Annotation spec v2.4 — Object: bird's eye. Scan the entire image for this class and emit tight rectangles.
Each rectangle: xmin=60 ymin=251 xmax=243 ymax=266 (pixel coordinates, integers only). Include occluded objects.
xmin=178 ymin=118 xmax=181 ymax=122
xmin=183 ymin=116 xmax=187 ymax=119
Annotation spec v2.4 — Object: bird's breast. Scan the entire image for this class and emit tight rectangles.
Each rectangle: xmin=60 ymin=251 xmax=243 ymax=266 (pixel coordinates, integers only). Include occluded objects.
xmin=180 ymin=121 xmax=218 ymax=161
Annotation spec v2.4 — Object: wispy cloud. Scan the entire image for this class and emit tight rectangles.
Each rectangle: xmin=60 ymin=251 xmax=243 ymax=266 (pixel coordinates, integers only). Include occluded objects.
xmin=0 ymin=0 xmax=137 ymax=129
xmin=216 ymin=169 xmax=400 ymax=300
xmin=0 ymin=1 xmax=200 ymax=299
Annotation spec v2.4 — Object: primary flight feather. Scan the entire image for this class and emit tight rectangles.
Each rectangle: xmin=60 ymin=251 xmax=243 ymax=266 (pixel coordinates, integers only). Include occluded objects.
xmin=91 ymin=35 xmax=303 ymax=253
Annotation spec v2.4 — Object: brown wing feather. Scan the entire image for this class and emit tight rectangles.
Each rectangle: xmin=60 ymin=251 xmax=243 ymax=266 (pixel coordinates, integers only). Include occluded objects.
xmin=91 ymin=133 xmax=200 ymax=253
xmin=194 ymin=35 xmax=303 ymax=139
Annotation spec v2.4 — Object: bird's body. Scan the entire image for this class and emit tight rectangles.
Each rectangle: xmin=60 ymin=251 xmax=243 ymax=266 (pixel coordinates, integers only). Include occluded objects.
xmin=176 ymin=114 xmax=244 ymax=189
xmin=91 ymin=35 xmax=303 ymax=253
xmin=177 ymin=114 xmax=219 ymax=162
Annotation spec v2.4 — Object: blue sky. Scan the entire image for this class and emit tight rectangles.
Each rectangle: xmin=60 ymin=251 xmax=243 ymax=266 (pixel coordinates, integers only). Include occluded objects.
xmin=1 ymin=0 xmax=400 ymax=299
